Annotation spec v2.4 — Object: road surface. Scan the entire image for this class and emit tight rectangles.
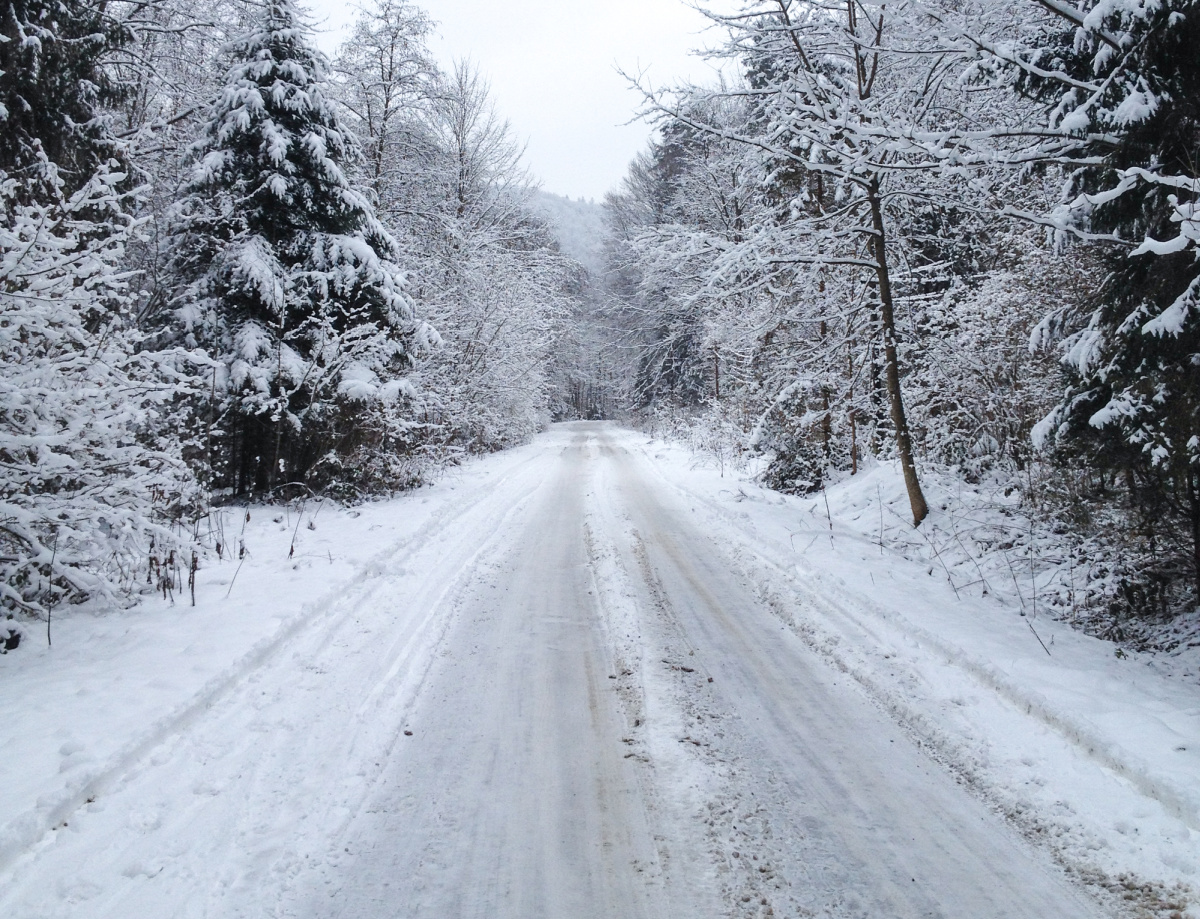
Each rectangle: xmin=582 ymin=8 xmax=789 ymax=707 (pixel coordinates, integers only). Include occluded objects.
xmin=0 ymin=424 xmax=1107 ymax=919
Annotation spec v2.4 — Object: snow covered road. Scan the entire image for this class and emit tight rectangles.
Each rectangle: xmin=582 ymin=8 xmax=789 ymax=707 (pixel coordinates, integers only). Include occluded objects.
xmin=0 ymin=424 xmax=1133 ymax=917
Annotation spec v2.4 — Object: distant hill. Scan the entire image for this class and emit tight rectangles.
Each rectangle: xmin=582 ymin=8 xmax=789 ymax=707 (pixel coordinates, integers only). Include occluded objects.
xmin=531 ymin=191 xmax=607 ymax=277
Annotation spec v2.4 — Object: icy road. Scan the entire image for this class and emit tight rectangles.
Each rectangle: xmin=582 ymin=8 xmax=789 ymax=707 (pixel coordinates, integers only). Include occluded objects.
xmin=1 ymin=424 xmax=1112 ymax=918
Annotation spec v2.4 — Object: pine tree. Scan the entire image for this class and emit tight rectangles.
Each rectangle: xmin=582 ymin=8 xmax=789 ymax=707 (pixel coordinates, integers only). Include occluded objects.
xmin=169 ymin=0 xmax=429 ymax=496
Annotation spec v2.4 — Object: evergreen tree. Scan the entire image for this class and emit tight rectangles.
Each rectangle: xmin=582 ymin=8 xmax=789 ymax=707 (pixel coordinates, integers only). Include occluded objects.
xmin=1021 ymin=0 xmax=1200 ymax=601
xmin=0 ymin=0 xmax=128 ymax=198
xmin=169 ymin=0 xmax=430 ymax=496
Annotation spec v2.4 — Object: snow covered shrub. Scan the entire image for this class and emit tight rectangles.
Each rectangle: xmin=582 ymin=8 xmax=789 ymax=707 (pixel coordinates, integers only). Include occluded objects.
xmin=2 ymin=614 xmax=22 ymax=652
xmin=0 ymin=157 xmax=201 ymax=614
xmin=754 ymin=381 xmax=852 ymax=494
xmin=0 ymin=0 xmax=202 ymax=616
xmin=681 ymin=402 xmax=753 ymax=477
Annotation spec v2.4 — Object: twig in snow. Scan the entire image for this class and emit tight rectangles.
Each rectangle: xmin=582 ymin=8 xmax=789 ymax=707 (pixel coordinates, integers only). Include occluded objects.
xmin=1027 ymin=619 xmax=1052 ymax=657
xmin=821 ymin=487 xmax=834 ymax=546
xmin=46 ymin=530 xmax=58 ymax=648
xmin=1028 ymin=516 xmax=1038 ymax=620
xmin=877 ymin=484 xmax=885 ymax=556
xmin=885 ymin=504 xmax=960 ymax=599
xmin=189 ymin=551 xmax=198 ymax=607
xmin=1002 ymin=548 xmax=1029 ymax=615
xmin=947 ymin=512 xmax=995 ymax=597
xmin=289 ymin=497 xmax=307 ymax=559
xmin=225 ymin=539 xmax=247 ymax=599
xmin=1068 ymin=554 xmax=1077 ymax=622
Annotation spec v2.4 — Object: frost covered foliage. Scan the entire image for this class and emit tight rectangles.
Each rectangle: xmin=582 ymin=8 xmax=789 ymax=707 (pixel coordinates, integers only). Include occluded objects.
xmin=0 ymin=1 xmax=199 ymax=615
xmin=0 ymin=162 xmax=198 ymax=613
xmin=1000 ymin=0 xmax=1200 ymax=606
xmin=610 ymin=0 xmax=1200 ymax=634
xmin=332 ymin=24 xmax=573 ymax=454
xmin=168 ymin=0 xmax=433 ymax=496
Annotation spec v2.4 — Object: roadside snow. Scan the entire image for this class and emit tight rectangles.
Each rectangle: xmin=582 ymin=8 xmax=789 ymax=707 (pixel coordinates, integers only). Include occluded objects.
xmin=0 ymin=441 xmax=542 ymax=879
xmin=637 ymin=437 xmax=1199 ymax=915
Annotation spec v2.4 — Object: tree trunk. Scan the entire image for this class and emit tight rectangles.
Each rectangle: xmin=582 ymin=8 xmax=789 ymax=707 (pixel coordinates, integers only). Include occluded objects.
xmin=1189 ymin=468 xmax=1200 ymax=602
xmin=848 ymin=346 xmax=858 ymax=476
xmin=867 ymin=177 xmax=928 ymax=527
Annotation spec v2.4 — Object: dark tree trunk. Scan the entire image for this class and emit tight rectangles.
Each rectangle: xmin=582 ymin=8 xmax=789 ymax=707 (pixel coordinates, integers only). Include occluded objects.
xmin=1189 ymin=469 xmax=1200 ymax=602
xmin=867 ymin=177 xmax=928 ymax=527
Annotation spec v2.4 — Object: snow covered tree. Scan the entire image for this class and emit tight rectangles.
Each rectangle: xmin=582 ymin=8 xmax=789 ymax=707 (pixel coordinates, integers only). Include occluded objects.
xmin=0 ymin=0 xmax=128 ymax=200
xmin=332 ymin=38 xmax=573 ymax=454
xmin=331 ymin=0 xmax=437 ymax=214
xmin=1 ymin=0 xmax=199 ymax=615
xmin=408 ymin=62 xmax=571 ymax=450
xmin=605 ymin=137 xmax=713 ymax=411
xmin=957 ymin=0 xmax=1200 ymax=601
xmin=0 ymin=157 xmax=198 ymax=614
xmin=106 ymin=0 xmax=262 ymax=332
xmin=633 ymin=0 xmax=999 ymax=523
xmin=168 ymin=0 xmax=431 ymax=496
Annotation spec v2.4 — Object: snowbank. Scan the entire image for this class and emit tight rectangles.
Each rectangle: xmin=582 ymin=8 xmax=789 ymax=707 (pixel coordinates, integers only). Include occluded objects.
xmin=0 ymin=443 xmax=540 ymax=877
xmin=633 ymin=434 xmax=1199 ymax=913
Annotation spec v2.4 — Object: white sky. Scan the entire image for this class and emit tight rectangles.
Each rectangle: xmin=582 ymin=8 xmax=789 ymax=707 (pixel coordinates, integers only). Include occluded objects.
xmin=304 ymin=0 xmax=724 ymax=201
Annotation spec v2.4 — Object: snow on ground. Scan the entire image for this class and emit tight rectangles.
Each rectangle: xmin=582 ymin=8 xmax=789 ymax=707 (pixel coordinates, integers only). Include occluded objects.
xmin=0 ymin=440 xmax=543 ymax=881
xmin=645 ymin=436 xmax=1200 ymax=916
xmin=0 ymin=423 xmax=1196 ymax=918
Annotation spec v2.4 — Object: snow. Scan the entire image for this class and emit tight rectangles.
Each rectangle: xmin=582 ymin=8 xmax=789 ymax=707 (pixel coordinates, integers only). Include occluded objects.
xmin=0 ymin=424 xmax=1196 ymax=917
xmin=1058 ymin=108 xmax=1092 ymax=134
xmin=644 ymin=434 xmax=1200 ymax=909
xmin=1142 ymin=277 xmax=1198 ymax=338
xmin=1112 ymin=88 xmax=1157 ymax=127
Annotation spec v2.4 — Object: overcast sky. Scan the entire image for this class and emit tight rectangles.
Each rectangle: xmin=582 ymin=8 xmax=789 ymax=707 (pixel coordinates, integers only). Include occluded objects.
xmin=304 ymin=0 xmax=723 ymax=201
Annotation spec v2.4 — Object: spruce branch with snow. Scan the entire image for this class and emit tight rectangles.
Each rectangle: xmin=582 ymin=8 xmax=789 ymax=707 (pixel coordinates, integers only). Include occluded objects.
xmin=964 ymin=0 xmax=1200 ymax=601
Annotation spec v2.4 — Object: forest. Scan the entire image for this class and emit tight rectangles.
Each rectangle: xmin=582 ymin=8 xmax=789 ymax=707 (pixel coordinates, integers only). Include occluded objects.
xmin=1 ymin=0 xmax=1197 ymax=652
